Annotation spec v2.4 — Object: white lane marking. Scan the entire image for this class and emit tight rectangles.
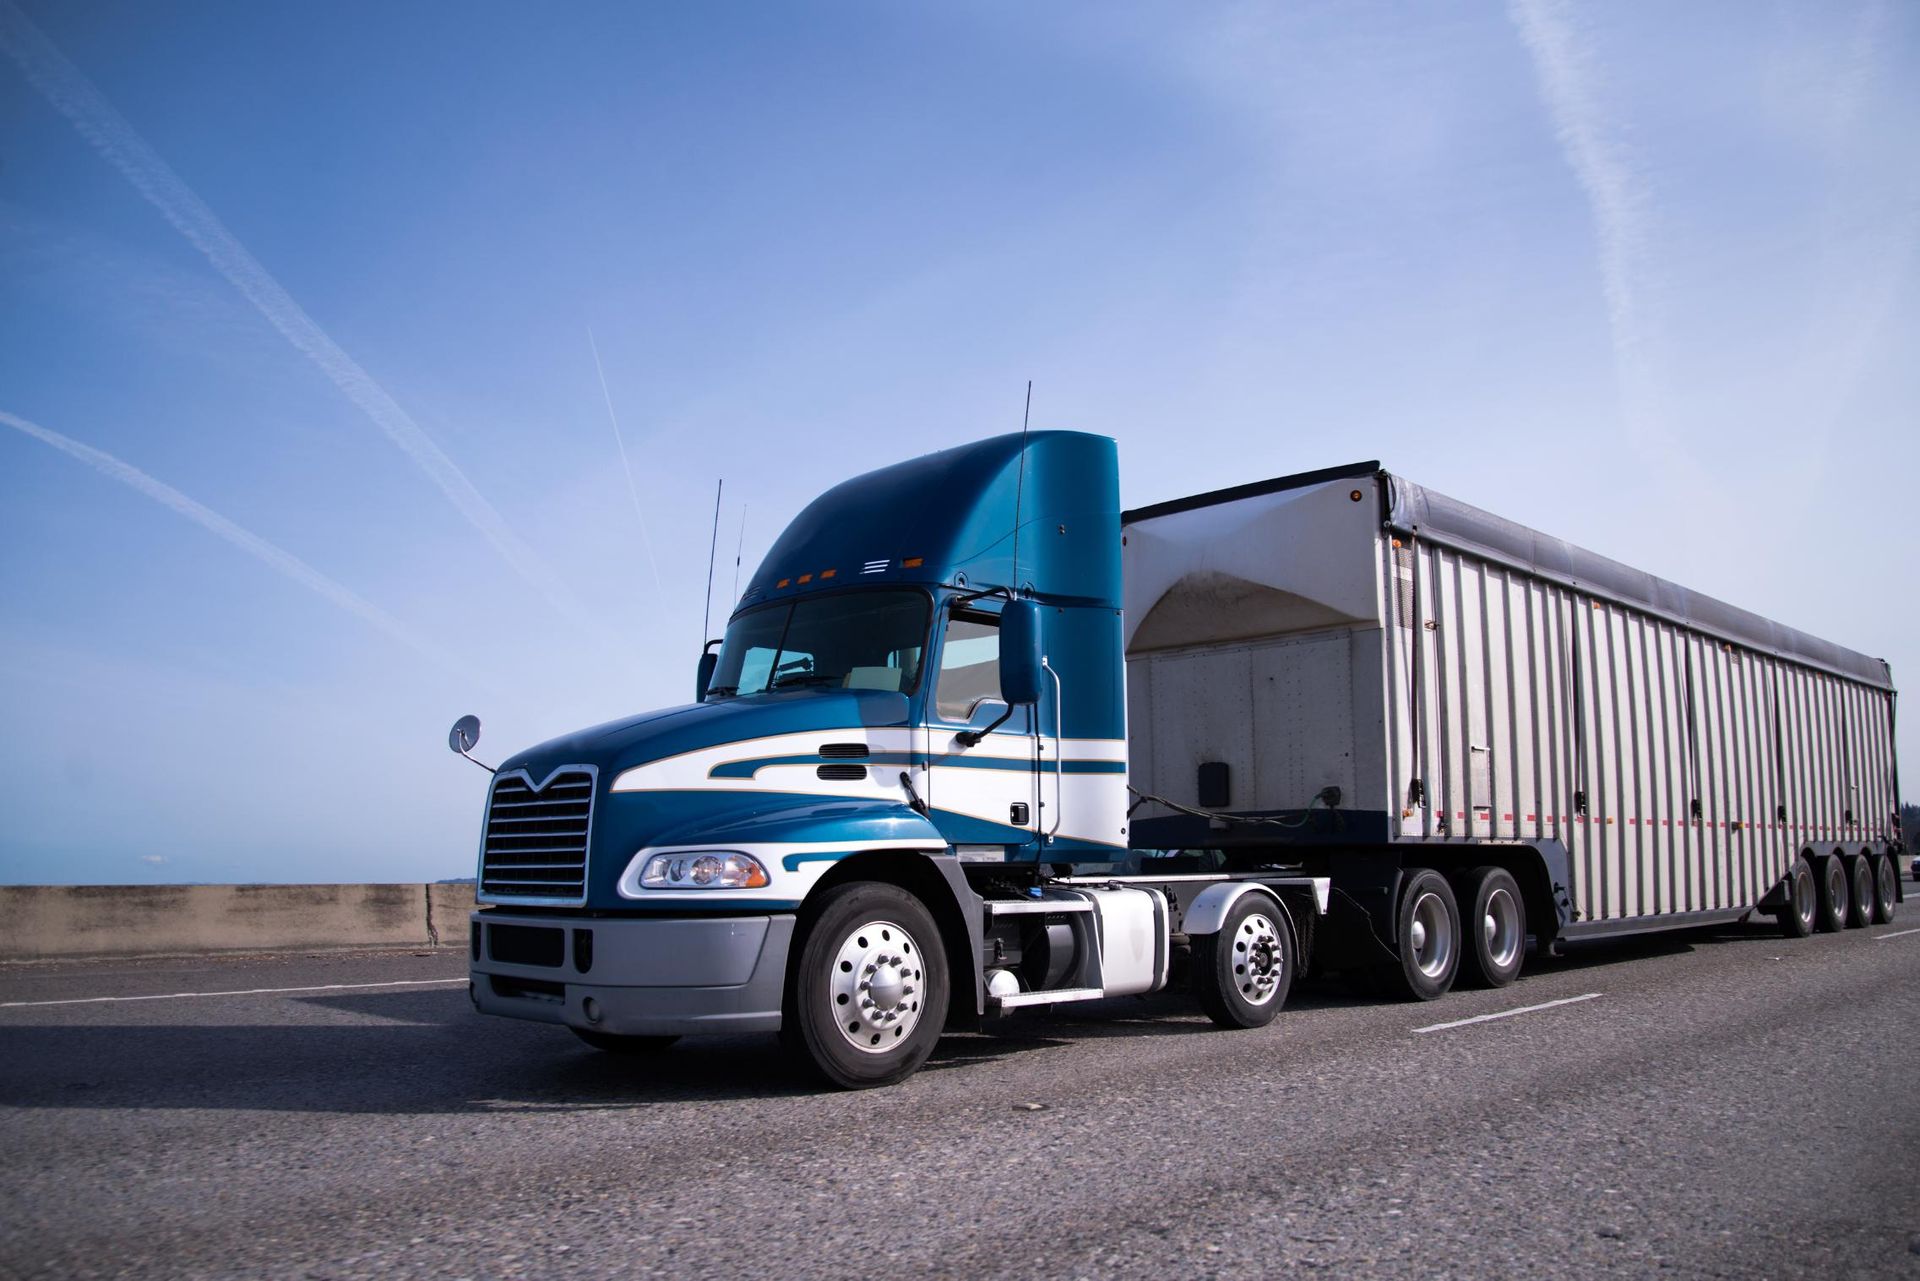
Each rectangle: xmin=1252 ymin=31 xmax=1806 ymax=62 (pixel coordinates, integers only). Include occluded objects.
xmin=1873 ymin=927 xmax=1920 ymax=941
xmin=1414 ymin=992 xmax=1603 ymax=1035
xmin=0 ymin=978 xmax=467 ymax=1009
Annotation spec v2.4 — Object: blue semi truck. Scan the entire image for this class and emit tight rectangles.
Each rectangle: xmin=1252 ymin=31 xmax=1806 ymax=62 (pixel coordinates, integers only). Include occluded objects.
xmin=455 ymin=431 xmax=1902 ymax=1087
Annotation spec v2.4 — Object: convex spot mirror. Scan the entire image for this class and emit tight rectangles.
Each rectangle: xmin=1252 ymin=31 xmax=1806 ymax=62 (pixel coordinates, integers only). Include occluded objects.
xmin=999 ymin=599 xmax=1043 ymax=705
xmin=448 ymin=714 xmax=481 ymax=755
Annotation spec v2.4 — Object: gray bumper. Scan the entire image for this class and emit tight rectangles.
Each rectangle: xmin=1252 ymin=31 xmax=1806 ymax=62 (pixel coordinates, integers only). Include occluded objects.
xmin=469 ymin=909 xmax=794 ymax=1037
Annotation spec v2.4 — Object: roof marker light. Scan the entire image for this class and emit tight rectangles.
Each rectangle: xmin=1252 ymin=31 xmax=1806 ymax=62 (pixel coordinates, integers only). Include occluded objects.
xmin=820 ymin=568 xmax=837 ymax=579
xmin=776 ymin=578 xmax=791 ymax=588
xmin=902 ymin=557 xmax=924 ymax=568
xmin=798 ymin=573 xmax=813 ymax=584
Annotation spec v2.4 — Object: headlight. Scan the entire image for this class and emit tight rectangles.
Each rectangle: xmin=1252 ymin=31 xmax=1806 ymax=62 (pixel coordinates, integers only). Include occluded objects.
xmin=638 ymin=851 xmax=770 ymax=889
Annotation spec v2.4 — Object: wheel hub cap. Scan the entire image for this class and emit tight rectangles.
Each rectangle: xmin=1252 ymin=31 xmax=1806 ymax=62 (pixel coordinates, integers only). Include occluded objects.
xmin=830 ymin=919 xmax=924 ymax=1054
xmin=1233 ymin=912 xmax=1284 ymax=1006
xmin=1410 ymin=891 xmax=1454 ymax=979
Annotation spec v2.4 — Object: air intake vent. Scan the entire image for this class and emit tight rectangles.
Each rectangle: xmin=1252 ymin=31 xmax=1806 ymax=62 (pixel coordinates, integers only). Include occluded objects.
xmin=481 ymin=768 xmax=593 ymax=900
xmin=817 ymin=763 xmax=868 ymax=781
xmin=819 ymin=743 xmax=869 ymax=758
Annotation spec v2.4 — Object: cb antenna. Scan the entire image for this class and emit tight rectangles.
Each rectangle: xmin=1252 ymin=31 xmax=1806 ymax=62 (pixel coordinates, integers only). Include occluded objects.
xmin=702 ymin=478 xmax=723 ymax=645
xmin=1010 ymin=380 xmax=1032 ymax=594
xmin=730 ymin=503 xmax=747 ymax=604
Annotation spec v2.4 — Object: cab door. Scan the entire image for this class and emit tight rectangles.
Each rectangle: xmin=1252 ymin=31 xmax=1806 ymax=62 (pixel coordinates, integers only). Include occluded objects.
xmin=923 ymin=604 xmax=1040 ymax=853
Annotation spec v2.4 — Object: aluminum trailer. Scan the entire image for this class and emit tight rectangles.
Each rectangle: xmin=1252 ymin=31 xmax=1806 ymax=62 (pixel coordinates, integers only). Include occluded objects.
xmin=1124 ymin=461 xmax=1904 ymax=992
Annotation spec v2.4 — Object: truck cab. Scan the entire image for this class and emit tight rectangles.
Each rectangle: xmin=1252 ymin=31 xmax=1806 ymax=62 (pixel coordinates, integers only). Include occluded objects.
xmin=463 ymin=431 xmax=1326 ymax=1086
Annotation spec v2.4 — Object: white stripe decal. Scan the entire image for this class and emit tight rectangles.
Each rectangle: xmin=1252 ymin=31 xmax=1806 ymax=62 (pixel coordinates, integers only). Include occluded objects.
xmin=0 ymin=978 xmax=467 ymax=1010
xmin=1413 ymin=992 xmax=1603 ymax=1034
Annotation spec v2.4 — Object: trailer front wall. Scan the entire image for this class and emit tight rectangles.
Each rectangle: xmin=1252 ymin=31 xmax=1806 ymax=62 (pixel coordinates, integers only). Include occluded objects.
xmin=1382 ymin=535 xmax=1898 ymax=925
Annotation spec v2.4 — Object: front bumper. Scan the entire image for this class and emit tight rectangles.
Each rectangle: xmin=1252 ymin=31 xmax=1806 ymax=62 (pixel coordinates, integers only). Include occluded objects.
xmin=469 ymin=909 xmax=795 ymax=1036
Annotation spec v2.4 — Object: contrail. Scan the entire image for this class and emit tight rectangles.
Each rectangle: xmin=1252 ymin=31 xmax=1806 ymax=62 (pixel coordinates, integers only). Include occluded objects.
xmin=587 ymin=327 xmax=663 ymax=593
xmin=1 ymin=409 xmax=501 ymax=696
xmin=0 ymin=2 xmax=610 ymax=648
xmin=1506 ymin=0 xmax=1655 ymax=430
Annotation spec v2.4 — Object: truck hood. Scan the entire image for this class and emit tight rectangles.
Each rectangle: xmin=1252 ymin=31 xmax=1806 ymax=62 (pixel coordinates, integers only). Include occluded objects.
xmin=499 ymin=688 xmax=912 ymax=781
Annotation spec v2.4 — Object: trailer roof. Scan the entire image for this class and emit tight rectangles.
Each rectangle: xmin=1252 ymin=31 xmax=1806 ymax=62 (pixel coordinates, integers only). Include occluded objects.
xmin=1124 ymin=462 xmax=1893 ymax=691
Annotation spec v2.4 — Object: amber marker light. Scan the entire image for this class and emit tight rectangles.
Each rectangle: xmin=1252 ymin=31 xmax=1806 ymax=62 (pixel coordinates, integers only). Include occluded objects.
xmin=797 ymin=573 xmax=813 ymax=584
xmin=820 ymin=568 xmax=837 ymax=579
xmin=902 ymin=557 xmax=924 ymax=568
xmin=775 ymin=578 xmax=790 ymax=588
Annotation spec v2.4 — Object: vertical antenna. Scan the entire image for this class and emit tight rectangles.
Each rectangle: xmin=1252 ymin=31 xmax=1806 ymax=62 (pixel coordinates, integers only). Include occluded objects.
xmin=730 ymin=504 xmax=747 ymax=603
xmin=1010 ymin=380 xmax=1032 ymax=593
xmin=702 ymin=479 xmax=723 ymax=644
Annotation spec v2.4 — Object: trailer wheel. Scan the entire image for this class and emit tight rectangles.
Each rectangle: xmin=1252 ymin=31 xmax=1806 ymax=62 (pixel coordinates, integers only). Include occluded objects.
xmin=1871 ymin=854 xmax=1897 ymax=925
xmin=1193 ymin=894 xmax=1292 ymax=1029
xmin=1383 ymin=869 xmax=1460 ymax=1001
xmin=1773 ymin=857 xmax=1817 ymax=938
xmin=1458 ymin=866 xmax=1525 ymax=988
xmin=1845 ymin=856 xmax=1874 ymax=929
xmin=782 ymin=881 xmax=949 ymax=1090
xmin=571 ymin=1029 xmax=680 ymax=1054
xmin=1814 ymin=855 xmax=1849 ymax=934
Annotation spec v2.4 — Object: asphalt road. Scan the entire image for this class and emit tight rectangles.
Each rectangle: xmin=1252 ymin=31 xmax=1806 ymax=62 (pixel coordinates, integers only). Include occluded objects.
xmin=4 ymin=884 xmax=1919 ymax=1280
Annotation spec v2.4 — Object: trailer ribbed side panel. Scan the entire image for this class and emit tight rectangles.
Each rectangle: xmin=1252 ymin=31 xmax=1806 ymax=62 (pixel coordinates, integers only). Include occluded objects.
xmin=1381 ymin=532 xmax=1898 ymax=925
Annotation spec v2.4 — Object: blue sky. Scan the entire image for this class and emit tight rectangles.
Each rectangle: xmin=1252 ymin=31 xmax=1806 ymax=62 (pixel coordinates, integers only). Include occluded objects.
xmin=1 ymin=1 xmax=1914 ymax=884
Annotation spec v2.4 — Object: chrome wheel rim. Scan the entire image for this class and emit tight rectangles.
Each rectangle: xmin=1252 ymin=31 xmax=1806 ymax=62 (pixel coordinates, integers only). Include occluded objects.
xmin=1233 ymin=911 xmax=1284 ymax=1006
xmin=1483 ymin=887 xmax=1522 ymax=970
xmin=1409 ymin=891 xmax=1454 ymax=979
xmin=829 ymin=919 xmax=925 ymax=1054
xmin=1793 ymin=865 xmax=1816 ymax=925
xmin=1828 ymin=862 xmax=1847 ymax=914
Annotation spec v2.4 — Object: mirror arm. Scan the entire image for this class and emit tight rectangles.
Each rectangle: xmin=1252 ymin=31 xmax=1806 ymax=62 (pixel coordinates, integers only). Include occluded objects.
xmin=955 ymin=704 xmax=1014 ymax=748
xmin=456 ymin=748 xmax=497 ymax=775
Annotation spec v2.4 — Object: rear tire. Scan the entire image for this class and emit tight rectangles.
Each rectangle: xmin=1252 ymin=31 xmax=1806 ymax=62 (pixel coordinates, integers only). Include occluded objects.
xmin=782 ymin=882 xmax=949 ymax=1090
xmin=1871 ymin=854 xmax=1897 ymax=925
xmin=1193 ymin=894 xmax=1292 ymax=1029
xmin=572 ymin=1029 xmax=680 ymax=1054
xmin=1773 ymin=856 xmax=1817 ymax=938
xmin=1814 ymin=854 xmax=1849 ymax=934
xmin=1457 ymin=866 xmax=1526 ymax=988
xmin=1845 ymin=856 xmax=1874 ymax=929
xmin=1380 ymin=868 xmax=1460 ymax=1001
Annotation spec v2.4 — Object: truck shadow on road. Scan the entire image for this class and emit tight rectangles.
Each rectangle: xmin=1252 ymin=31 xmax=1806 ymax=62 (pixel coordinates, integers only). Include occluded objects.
xmin=0 ymin=919 xmax=1826 ymax=1114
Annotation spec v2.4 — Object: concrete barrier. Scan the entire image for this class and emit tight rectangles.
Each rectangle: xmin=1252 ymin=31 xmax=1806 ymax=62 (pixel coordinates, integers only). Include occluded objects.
xmin=0 ymin=883 xmax=478 ymax=962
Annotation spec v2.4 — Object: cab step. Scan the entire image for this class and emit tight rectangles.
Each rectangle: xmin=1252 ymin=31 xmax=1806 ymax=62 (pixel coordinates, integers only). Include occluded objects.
xmin=991 ymin=987 xmax=1104 ymax=1009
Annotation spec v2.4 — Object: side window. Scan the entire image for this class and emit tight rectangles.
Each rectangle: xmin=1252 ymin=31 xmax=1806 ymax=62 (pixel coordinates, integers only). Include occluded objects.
xmin=935 ymin=612 xmax=1000 ymax=721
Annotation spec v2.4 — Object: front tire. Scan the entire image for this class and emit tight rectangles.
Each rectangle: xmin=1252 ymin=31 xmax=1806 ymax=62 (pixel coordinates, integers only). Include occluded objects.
xmin=1382 ymin=868 xmax=1460 ymax=1001
xmin=1774 ymin=856 xmax=1817 ymax=938
xmin=1457 ymin=866 xmax=1526 ymax=988
xmin=1815 ymin=854 xmax=1849 ymax=934
xmin=1193 ymin=894 xmax=1292 ymax=1028
xmin=783 ymin=882 xmax=949 ymax=1090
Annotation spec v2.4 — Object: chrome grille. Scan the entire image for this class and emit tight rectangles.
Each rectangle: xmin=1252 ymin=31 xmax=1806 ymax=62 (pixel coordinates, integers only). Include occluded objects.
xmin=481 ymin=768 xmax=594 ymax=900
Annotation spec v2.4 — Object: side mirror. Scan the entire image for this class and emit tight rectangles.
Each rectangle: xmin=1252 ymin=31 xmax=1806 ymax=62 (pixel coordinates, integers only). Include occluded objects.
xmin=999 ymin=599 xmax=1043 ymax=705
xmin=696 ymin=645 xmax=720 ymax=702
xmin=448 ymin=714 xmax=481 ymax=754
xmin=447 ymin=714 xmax=495 ymax=774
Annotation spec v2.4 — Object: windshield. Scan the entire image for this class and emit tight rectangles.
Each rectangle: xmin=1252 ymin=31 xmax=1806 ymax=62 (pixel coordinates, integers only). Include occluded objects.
xmin=707 ymin=590 xmax=930 ymax=698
